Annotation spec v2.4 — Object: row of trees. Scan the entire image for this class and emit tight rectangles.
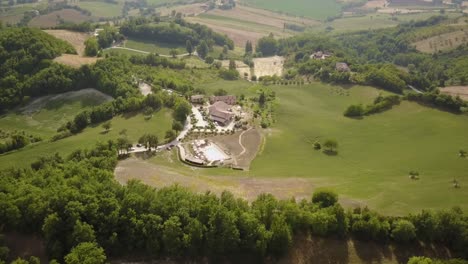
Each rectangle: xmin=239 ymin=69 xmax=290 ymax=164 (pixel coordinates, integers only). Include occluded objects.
xmin=119 ymin=17 xmax=233 ymax=49
xmin=0 ymin=141 xmax=467 ymax=263
xmin=344 ymin=95 xmax=401 ymax=117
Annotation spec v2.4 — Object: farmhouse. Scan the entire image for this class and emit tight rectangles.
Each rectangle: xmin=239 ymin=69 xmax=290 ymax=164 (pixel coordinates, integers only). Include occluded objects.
xmin=336 ymin=62 xmax=351 ymax=72
xmin=191 ymin=94 xmax=204 ymax=104
xmin=209 ymin=101 xmax=233 ymax=126
xmin=310 ymin=51 xmax=331 ymax=60
xmin=209 ymin=95 xmax=237 ymax=105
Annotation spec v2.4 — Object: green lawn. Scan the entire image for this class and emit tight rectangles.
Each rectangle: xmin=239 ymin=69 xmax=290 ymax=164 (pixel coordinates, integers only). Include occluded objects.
xmin=0 ymin=91 xmax=173 ymax=169
xmin=125 ymin=38 xmax=186 ymax=55
xmin=155 ymin=81 xmax=468 ymax=215
xmin=239 ymin=0 xmax=342 ymax=20
xmin=73 ymin=1 xmax=123 ymax=18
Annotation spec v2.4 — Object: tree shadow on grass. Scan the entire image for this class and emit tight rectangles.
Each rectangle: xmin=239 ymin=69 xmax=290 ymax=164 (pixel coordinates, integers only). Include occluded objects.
xmin=122 ymin=111 xmax=139 ymax=119
xmin=323 ymin=150 xmax=338 ymax=156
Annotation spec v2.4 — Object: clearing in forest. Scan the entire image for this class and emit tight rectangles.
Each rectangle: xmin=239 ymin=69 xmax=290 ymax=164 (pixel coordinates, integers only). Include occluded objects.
xmin=44 ymin=29 xmax=99 ymax=67
xmin=29 ymin=9 xmax=91 ymax=28
xmin=440 ymin=86 xmax=468 ymax=101
xmin=413 ymin=29 xmax=468 ymax=53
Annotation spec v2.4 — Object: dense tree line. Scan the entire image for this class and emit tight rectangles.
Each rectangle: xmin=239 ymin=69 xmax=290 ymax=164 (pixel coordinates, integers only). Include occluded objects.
xmin=119 ymin=17 xmax=233 ymax=49
xmin=344 ymin=95 xmax=401 ymax=117
xmin=0 ymin=142 xmax=467 ymax=263
xmin=405 ymin=90 xmax=468 ymax=113
xmin=0 ymin=27 xmax=76 ymax=111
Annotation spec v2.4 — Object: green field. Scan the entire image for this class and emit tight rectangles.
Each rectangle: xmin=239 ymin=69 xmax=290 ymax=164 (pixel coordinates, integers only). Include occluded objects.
xmin=239 ymin=0 xmax=342 ymax=20
xmin=125 ymin=38 xmax=186 ymax=55
xmin=158 ymin=81 xmax=468 ymax=215
xmin=0 ymin=93 xmax=173 ymax=169
xmin=73 ymin=1 xmax=123 ymax=18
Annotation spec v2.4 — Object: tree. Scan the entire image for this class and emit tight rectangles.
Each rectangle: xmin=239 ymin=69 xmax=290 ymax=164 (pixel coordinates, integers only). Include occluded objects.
xmin=256 ymin=35 xmax=278 ymax=56
xmin=84 ymin=37 xmax=99 ymax=57
xmin=259 ymin=91 xmax=266 ymax=108
xmin=170 ymin=49 xmax=178 ymax=58
xmin=392 ymin=220 xmax=416 ymax=243
xmin=229 ymin=59 xmax=236 ymax=70
xmin=459 ymin=150 xmax=467 ymax=158
xmin=186 ymin=40 xmax=193 ymax=55
xmin=71 ymin=220 xmax=96 ymax=245
xmin=102 ymin=121 xmax=111 ymax=132
xmin=172 ymin=120 xmax=183 ymax=133
xmin=245 ymin=40 xmax=253 ymax=55
xmin=344 ymin=104 xmax=364 ymax=117
xmin=162 ymin=216 xmax=184 ymax=255
xmin=165 ymin=130 xmax=176 ymax=142
xmin=312 ymin=190 xmax=338 ymax=208
xmin=174 ymin=100 xmax=191 ymax=122
xmin=223 ymin=45 xmax=229 ymax=55
xmin=323 ymin=139 xmax=338 ymax=153
xmin=407 ymin=257 xmax=433 ymax=264
xmin=64 ymin=242 xmax=106 ymax=264
xmin=214 ymin=89 xmax=228 ymax=96
xmin=197 ymin=41 xmax=209 ymax=59
xmin=117 ymin=137 xmax=131 ymax=155
xmin=268 ymin=214 xmax=292 ymax=256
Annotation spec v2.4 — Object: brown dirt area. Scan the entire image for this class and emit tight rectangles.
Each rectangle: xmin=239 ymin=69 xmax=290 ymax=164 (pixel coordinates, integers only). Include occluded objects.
xmin=114 ymin=156 xmax=319 ymax=202
xmin=157 ymin=3 xmax=208 ymax=16
xmin=209 ymin=128 xmax=262 ymax=169
xmin=44 ymin=29 xmax=89 ymax=55
xmin=440 ymin=86 xmax=468 ymax=101
xmin=208 ymin=5 xmax=319 ymax=29
xmin=253 ymin=56 xmax=284 ymax=78
xmin=363 ymin=0 xmax=387 ymax=9
xmin=44 ymin=30 xmax=99 ymax=67
xmin=53 ymin=54 xmax=99 ymax=68
xmin=29 ymin=9 xmax=91 ymax=28
xmin=186 ymin=17 xmax=268 ymax=47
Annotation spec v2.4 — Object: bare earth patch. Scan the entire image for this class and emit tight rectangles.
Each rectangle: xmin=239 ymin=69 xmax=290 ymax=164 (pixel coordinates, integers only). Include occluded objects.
xmin=115 ymin=157 xmax=316 ymax=201
xmin=363 ymin=0 xmax=387 ymax=9
xmin=186 ymin=17 xmax=267 ymax=47
xmin=157 ymin=3 xmax=208 ymax=16
xmin=253 ymin=56 xmax=285 ymax=78
xmin=440 ymin=86 xmax=468 ymax=101
xmin=53 ymin=54 xmax=99 ymax=68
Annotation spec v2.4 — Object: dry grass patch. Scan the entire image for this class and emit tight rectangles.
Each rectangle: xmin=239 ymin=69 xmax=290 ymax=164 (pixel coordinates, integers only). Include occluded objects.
xmin=413 ymin=30 xmax=468 ymax=53
xmin=157 ymin=3 xmax=208 ymax=16
xmin=114 ymin=156 xmax=318 ymax=201
xmin=253 ymin=56 xmax=285 ymax=78
xmin=363 ymin=0 xmax=387 ymax=9
xmin=440 ymin=86 xmax=468 ymax=101
xmin=44 ymin=30 xmax=99 ymax=67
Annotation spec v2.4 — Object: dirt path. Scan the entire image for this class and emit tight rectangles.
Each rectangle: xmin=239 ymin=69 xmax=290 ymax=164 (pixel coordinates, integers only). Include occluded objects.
xmin=237 ymin=128 xmax=251 ymax=157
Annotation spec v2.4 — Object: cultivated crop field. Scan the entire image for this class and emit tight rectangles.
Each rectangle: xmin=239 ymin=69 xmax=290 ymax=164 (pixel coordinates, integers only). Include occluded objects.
xmin=29 ymin=9 xmax=91 ymax=28
xmin=239 ymin=0 xmax=342 ymax=20
xmin=125 ymin=38 xmax=186 ymax=55
xmin=72 ymin=1 xmax=123 ymax=18
xmin=137 ymin=81 xmax=468 ymax=215
xmin=413 ymin=30 xmax=468 ymax=53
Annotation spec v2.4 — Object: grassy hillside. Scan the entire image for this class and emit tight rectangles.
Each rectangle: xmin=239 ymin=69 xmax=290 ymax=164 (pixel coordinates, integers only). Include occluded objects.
xmin=0 ymin=92 xmax=173 ymax=169
xmin=153 ymin=81 xmax=468 ymax=215
xmin=239 ymin=0 xmax=342 ymax=20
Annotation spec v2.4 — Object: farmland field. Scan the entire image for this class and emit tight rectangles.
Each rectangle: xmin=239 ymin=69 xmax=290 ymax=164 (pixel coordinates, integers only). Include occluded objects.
xmin=239 ymin=0 xmax=342 ymax=20
xmin=130 ymin=81 xmax=468 ymax=215
xmin=125 ymin=38 xmax=186 ymax=55
xmin=29 ymin=9 xmax=91 ymax=28
xmin=72 ymin=1 xmax=123 ymax=18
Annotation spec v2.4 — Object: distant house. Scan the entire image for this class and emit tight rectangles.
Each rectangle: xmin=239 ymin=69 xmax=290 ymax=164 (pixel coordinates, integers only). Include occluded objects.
xmin=191 ymin=95 xmax=204 ymax=104
xmin=209 ymin=95 xmax=237 ymax=105
xmin=209 ymin=101 xmax=233 ymax=126
xmin=335 ymin=62 xmax=351 ymax=72
xmin=310 ymin=51 xmax=331 ymax=60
